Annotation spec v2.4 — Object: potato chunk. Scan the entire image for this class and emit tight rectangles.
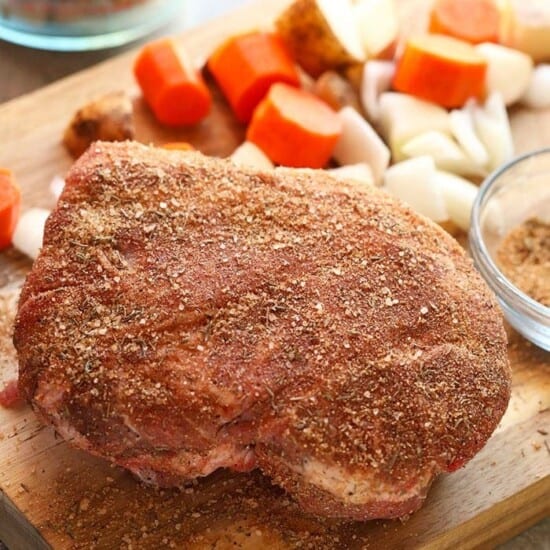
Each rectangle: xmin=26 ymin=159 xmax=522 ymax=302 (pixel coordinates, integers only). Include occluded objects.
xmin=276 ymin=0 xmax=365 ymax=77
xmin=63 ymin=91 xmax=134 ymax=158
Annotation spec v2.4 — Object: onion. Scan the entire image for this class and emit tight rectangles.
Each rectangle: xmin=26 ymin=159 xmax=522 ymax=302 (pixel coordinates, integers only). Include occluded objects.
xmin=379 ymin=92 xmax=450 ymax=161
xmin=383 ymin=156 xmax=448 ymax=222
xmin=230 ymin=141 xmax=274 ymax=170
xmin=360 ymin=60 xmax=395 ymax=123
xmin=332 ymin=106 xmax=390 ymax=184
xmin=433 ymin=171 xmax=478 ymax=232
xmin=471 ymin=93 xmax=514 ymax=171
xmin=49 ymin=175 xmax=65 ymax=202
xmin=327 ymin=163 xmax=374 ymax=186
xmin=401 ymin=130 xmax=486 ymax=177
xmin=449 ymin=107 xmax=489 ymax=168
xmin=12 ymin=208 xmax=51 ymax=260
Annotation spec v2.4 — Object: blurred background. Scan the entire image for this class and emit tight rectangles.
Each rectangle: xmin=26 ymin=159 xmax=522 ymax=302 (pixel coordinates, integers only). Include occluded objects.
xmin=0 ymin=0 xmax=248 ymax=103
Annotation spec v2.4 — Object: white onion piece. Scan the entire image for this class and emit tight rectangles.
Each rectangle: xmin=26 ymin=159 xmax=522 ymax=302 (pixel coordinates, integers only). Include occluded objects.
xmin=401 ymin=130 xmax=486 ymax=177
xmin=449 ymin=107 xmax=489 ymax=168
xmin=230 ymin=141 xmax=274 ymax=170
xmin=12 ymin=208 xmax=51 ymax=260
xmin=433 ymin=171 xmax=477 ymax=232
xmin=49 ymin=175 xmax=65 ymax=202
xmin=379 ymin=93 xmax=450 ymax=161
xmin=360 ymin=60 xmax=395 ymax=123
xmin=475 ymin=43 xmax=533 ymax=106
xmin=328 ymin=163 xmax=375 ymax=186
xmin=471 ymin=93 xmax=514 ymax=171
xmin=332 ymin=106 xmax=390 ymax=184
xmin=383 ymin=156 xmax=448 ymax=222
xmin=521 ymin=64 xmax=550 ymax=109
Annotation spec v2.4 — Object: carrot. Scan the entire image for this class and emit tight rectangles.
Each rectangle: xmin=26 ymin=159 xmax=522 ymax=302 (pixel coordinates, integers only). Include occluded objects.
xmin=393 ymin=34 xmax=487 ymax=108
xmin=134 ymin=38 xmax=211 ymax=126
xmin=161 ymin=142 xmax=195 ymax=151
xmin=429 ymin=0 xmax=500 ymax=45
xmin=0 ymin=168 xmax=21 ymax=251
xmin=246 ymin=82 xmax=342 ymax=168
xmin=208 ymin=32 xmax=300 ymax=124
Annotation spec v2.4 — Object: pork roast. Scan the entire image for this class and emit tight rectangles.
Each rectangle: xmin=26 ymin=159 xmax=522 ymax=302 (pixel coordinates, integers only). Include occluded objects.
xmin=14 ymin=141 xmax=511 ymax=520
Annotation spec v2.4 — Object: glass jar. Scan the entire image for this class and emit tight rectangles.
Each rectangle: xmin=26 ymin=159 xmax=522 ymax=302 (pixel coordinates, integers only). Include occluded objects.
xmin=469 ymin=148 xmax=550 ymax=350
xmin=0 ymin=0 xmax=182 ymax=50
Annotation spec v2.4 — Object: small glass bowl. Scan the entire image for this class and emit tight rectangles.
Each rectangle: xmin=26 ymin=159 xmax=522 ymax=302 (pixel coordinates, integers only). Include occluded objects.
xmin=0 ymin=0 xmax=182 ymax=51
xmin=469 ymin=148 xmax=550 ymax=351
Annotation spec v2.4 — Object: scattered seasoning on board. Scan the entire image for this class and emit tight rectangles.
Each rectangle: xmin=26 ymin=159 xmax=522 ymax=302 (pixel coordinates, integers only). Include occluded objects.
xmin=496 ymin=218 xmax=550 ymax=307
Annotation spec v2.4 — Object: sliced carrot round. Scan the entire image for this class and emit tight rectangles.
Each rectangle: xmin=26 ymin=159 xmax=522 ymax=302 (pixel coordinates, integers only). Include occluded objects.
xmin=208 ymin=32 xmax=300 ymax=124
xmin=134 ymin=38 xmax=212 ymax=126
xmin=0 ymin=168 xmax=21 ymax=250
xmin=429 ymin=0 xmax=500 ymax=45
xmin=393 ymin=34 xmax=487 ymax=108
xmin=246 ymin=82 xmax=342 ymax=168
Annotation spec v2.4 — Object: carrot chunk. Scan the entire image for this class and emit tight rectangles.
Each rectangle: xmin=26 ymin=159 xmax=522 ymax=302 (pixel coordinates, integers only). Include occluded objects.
xmin=393 ymin=34 xmax=487 ymax=108
xmin=0 ymin=168 xmax=21 ymax=250
xmin=134 ymin=38 xmax=212 ymax=126
xmin=161 ymin=142 xmax=195 ymax=151
xmin=246 ymin=82 xmax=342 ymax=168
xmin=208 ymin=32 xmax=300 ymax=124
xmin=429 ymin=0 xmax=500 ymax=45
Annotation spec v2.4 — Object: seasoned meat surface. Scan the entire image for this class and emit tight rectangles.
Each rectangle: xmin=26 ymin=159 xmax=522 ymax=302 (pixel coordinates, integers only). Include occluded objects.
xmin=14 ymin=142 xmax=510 ymax=520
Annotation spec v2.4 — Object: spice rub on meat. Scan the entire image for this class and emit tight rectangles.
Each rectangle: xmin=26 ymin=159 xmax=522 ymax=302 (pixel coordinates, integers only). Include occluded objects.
xmin=14 ymin=141 xmax=510 ymax=520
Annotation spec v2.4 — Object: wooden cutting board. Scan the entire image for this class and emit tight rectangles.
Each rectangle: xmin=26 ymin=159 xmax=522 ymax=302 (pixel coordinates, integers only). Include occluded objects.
xmin=0 ymin=1 xmax=549 ymax=548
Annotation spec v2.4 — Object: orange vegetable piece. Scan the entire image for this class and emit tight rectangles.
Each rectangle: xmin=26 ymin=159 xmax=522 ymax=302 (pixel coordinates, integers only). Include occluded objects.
xmin=0 ymin=168 xmax=21 ymax=250
xmin=134 ymin=38 xmax=212 ymax=126
xmin=246 ymin=82 xmax=342 ymax=168
xmin=161 ymin=142 xmax=195 ymax=151
xmin=429 ymin=0 xmax=500 ymax=45
xmin=208 ymin=32 xmax=300 ymax=124
xmin=393 ymin=34 xmax=487 ymax=108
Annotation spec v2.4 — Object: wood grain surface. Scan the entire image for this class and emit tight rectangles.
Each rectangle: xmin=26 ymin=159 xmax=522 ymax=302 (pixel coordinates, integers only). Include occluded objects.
xmin=0 ymin=0 xmax=549 ymax=549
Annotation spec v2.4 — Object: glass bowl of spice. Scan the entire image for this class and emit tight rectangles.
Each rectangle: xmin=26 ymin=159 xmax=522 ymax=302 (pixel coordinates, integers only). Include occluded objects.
xmin=0 ymin=0 xmax=182 ymax=50
xmin=469 ymin=148 xmax=550 ymax=351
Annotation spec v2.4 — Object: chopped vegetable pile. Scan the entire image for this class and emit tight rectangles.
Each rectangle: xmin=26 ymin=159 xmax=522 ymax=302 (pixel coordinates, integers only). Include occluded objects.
xmin=5 ymin=0 xmax=550 ymax=261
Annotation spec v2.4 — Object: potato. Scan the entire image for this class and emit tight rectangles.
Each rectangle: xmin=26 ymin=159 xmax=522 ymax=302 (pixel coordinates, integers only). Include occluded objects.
xmin=354 ymin=0 xmax=399 ymax=58
xmin=276 ymin=0 xmax=365 ymax=77
xmin=499 ymin=0 xmax=550 ymax=62
xmin=475 ymin=43 xmax=533 ymax=105
xmin=63 ymin=91 xmax=134 ymax=158
xmin=312 ymin=71 xmax=362 ymax=113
